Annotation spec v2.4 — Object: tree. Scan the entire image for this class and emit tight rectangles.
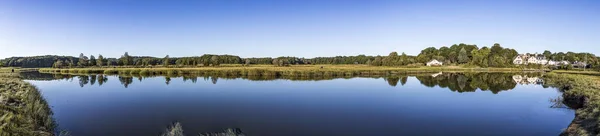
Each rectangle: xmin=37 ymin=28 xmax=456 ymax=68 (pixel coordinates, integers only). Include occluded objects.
xmin=471 ymin=47 xmax=491 ymax=67
xmin=163 ymin=55 xmax=170 ymax=67
xmin=97 ymin=55 xmax=104 ymax=67
xmin=244 ymin=59 xmax=251 ymax=66
xmin=210 ymin=55 xmax=220 ymax=66
xmin=458 ymin=47 xmax=469 ymax=64
xmin=78 ymin=53 xmax=89 ymax=67
xmin=67 ymin=59 xmax=74 ymax=68
xmin=53 ymin=60 xmax=64 ymax=68
xmin=89 ymin=55 xmax=96 ymax=66
xmin=119 ymin=52 xmax=133 ymax=66
xmin=543 ymin=50 xmax=552 ymax=58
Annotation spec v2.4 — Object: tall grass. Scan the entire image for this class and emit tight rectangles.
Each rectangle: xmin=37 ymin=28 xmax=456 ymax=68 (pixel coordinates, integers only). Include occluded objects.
xmin=0 ymin=73 xmax=56 ymax=136
xmin=544 ymin=73 xmax=600 ymax=136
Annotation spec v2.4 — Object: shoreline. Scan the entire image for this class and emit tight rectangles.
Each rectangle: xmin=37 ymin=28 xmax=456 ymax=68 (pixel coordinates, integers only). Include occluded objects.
xmin=37 ymin=65 xmax=545 ymax=76
xmin=545 ymin=73 xmax=600 ymax=136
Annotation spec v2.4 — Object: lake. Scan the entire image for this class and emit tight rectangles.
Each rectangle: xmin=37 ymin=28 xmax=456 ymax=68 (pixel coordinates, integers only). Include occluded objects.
xmin=23 ymin=72 xmax=574 ymax=136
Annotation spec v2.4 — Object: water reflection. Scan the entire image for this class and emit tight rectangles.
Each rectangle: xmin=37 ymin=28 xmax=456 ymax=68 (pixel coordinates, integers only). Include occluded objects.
xmin=23 ymin=71 xmax=572 ymax=136
xmin=22 ymin=72 xmax=547 ymax=94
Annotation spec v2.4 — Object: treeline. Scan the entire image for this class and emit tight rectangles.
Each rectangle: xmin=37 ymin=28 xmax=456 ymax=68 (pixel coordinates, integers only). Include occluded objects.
xmin=1 ymin=55 xmax=79 ymax=68
xmin=541 ymin=50 xmax=599 ymax=63
xmin=2 ymin=43 xmax=599 ymax=69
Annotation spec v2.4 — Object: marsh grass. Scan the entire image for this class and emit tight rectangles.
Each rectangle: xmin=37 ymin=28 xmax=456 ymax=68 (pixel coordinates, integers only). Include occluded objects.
xmin=0 ymin=73 xmax=56 ymax=136
xmin=545 ymin=73 xmax=600 ymax=136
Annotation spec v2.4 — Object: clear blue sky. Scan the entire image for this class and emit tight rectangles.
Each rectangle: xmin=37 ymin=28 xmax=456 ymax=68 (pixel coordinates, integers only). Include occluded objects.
xmin=1 ymin=0 xmax=598 ymax=58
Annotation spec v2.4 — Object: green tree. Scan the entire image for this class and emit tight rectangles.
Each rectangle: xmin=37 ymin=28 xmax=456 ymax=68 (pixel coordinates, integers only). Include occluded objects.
xmin=119 ymin=52 xmax=133 ymax=66
xmin=67 ymin=59 xmax=74 ymax=68
xmin=97 ymin=55 xmax=104 ymax=67
xmin=163 ymin=55 xmax=170 ymax=67
xmin=89 ymin=55 xmax=96 ymax=66
xmin=210 ymin=55 xmax=220 ymax=66
xmin=78 ymin=53 xmax=89 ymax=67
xmin=471 ymin=47 xmax=491 ymax=67
xmin=53 ymin=60 xmax=64 ymax=68
xmin=543 ymin=50 xmax=552 ymax=58
xmin=458 ymin=47 xmax=469 ymax=64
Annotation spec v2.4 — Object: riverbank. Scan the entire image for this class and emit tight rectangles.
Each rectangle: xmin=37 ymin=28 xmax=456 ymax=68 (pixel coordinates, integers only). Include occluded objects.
xmin=0 ymin=72 xmax=56 ymax=135
xmin=39 ymin=65 xmax=541 ymax=77
xmin=545 ymin=73 xmax=600 ymax=136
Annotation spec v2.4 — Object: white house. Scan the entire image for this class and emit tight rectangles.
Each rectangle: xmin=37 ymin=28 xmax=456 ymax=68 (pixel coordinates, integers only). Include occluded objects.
xmin=527 ymin=57 xmax=538 ymax=64
xmin=426 ymin=59 xmax=443 ymax=66
xmin=513 ymin=56 xmax=525 ymax=65
xmin=547 ymin=60 xmax=557 ymax=65
xmin=538 ymin=59 xmax=548 ymax=65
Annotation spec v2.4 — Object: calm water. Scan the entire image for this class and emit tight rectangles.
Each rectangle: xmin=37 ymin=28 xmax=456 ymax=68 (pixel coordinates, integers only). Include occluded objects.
xmin=24 ymin=72 xmax=574 ymax=136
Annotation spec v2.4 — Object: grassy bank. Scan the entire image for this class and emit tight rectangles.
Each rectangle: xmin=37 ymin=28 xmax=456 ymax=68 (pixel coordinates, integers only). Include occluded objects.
xmin=0 ymin=72 xmax=56 ymax=135
xmin=545 ymin=73 xmax=600 ymax=136
xmin=552 ymin=70 xmax=600 ymax=76
xmin=39 ymin=65 xmax=532 ymax=77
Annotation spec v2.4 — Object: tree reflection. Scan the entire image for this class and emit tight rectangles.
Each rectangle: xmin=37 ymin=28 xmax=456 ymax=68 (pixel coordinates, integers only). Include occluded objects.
xmin=78 ymin=75 xmax=89 ymax=87
xmin=414 ymin=73 xmax=543 ymax=94
xmin=385 ymin=77 xmax=399 ymax=87
xmin=211 ymin=76 xmax=218 ymax=84
xmin=31 ymin=72 xmax=546 ymax=92
xmin=118 ymin=76 xmax=133 ymax=88
xmin=165 ymin=77 xmax=171 ymax=85
xmin=90 ymin=75 xmax=97 ymax=86
xmin=97 ymin=75 xmax=107 ymax=86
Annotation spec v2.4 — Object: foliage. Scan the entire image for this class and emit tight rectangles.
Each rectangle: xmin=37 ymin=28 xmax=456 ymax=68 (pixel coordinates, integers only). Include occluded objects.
xmin=97 ymin=55 xmax=105 ymax=67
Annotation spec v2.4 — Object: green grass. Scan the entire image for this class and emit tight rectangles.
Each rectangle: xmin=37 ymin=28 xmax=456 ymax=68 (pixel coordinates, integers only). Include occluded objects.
xmin=545 ymin=73 xmax=600 ymax=136
xmin=0 ymin=73 xmax=56 ymax=136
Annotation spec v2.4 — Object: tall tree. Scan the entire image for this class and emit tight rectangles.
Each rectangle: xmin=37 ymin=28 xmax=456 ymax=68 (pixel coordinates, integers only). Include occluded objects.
xmin=458 ymin=47 xmax=470 ymax=64
xmin=163 ymin=55 xmax=170 ymax=67
xmin=78 ymin=53 xmax=89 ymax=67
xmin=89 ymin=55 xmax=96 ymax=66
xmin=97 ymin=55 xmax=104 ymax=67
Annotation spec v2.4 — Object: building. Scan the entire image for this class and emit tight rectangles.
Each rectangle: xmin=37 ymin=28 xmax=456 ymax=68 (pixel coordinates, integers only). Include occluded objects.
xmin=527 ymin=56 xmax=538 ymax=64
xmin=547 ymin=60 xmax=557 ymax=65
xmin=513 ymin=55 xmax=525 ymax=65
xmin=426 ymin=59 xmax=443 ymax=66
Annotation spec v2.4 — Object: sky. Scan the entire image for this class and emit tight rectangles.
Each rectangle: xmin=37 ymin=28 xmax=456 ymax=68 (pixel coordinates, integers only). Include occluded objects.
xmin=0 ymin=0 xmax=599 ymax=58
